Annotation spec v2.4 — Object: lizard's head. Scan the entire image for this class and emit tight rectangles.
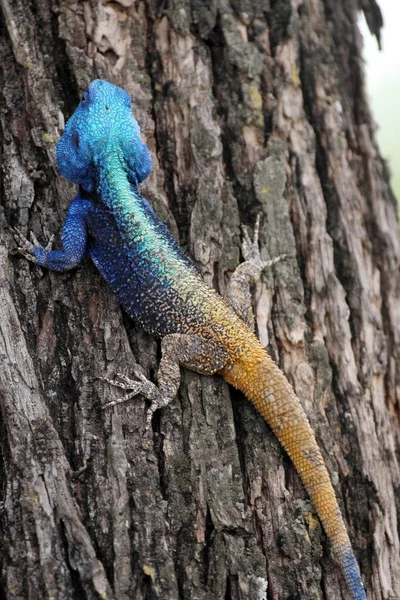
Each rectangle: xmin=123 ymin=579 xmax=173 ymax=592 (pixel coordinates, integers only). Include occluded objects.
xmin=56 ymin=80 xmax=152 ymax=192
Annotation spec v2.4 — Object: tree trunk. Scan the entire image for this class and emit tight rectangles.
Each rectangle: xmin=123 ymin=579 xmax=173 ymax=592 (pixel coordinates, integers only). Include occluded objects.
xmin=0 ymin=0 xmax=399 ymax=598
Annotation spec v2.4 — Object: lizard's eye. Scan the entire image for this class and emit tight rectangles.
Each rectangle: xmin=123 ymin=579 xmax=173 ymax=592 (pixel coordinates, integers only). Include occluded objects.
xmin=81 ymin=92 xmax=88 ymax=103
xmin=72 ymin=131 xmax=80 ymax=148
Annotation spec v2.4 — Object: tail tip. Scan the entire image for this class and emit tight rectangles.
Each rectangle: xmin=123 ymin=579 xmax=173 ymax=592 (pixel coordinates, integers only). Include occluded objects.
xmin=342 ymin=546 xmax=367 ymax=600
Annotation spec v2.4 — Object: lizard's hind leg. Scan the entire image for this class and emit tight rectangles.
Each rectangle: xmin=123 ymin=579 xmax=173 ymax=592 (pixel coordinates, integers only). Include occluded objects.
xmin=102 ymin=334 xmax=228 ymax=427
xmin=226 ymin=214 xmax=287 ymax=329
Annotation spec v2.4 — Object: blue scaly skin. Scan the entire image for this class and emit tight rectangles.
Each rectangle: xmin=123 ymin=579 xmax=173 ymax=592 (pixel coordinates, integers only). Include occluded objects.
xmin=14 ymin=80 xmax=367 ymax=599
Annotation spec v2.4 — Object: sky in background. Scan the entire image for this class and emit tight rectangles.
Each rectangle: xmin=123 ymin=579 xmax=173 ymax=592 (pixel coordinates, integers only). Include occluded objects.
xmin=359 ymin=0 xmax=400 ymax=200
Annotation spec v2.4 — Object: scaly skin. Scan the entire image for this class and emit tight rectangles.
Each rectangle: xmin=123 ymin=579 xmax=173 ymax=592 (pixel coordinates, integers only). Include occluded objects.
xmin=14 ymin=80 xmax=366 ymax=600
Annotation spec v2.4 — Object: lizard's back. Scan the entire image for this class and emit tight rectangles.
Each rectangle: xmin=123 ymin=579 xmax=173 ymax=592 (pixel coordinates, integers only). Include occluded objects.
xmin=84 ymin=188 xmax=254 ymax=363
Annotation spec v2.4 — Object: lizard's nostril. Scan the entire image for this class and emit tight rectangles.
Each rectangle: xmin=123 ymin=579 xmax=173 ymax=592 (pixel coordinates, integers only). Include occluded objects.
xmin=105 ymin=104 xmax=109 ymax=110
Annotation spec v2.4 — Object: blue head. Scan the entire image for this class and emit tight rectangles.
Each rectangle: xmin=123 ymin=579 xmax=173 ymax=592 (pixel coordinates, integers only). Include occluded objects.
xmin=56 ymin=80 xmax=152 ymax=192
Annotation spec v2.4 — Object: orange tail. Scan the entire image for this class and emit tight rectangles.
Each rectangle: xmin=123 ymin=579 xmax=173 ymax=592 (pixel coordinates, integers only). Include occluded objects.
xmin=221 ymin=347 xmax=366 ymax=600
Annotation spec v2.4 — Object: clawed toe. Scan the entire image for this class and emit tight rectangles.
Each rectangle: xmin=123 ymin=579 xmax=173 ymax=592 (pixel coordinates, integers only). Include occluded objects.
xmin=261 ymin=254 xmax=287 ymax=269
xmin=100 ymin=372 xmax=141 ymax=391
xmin=101 ymin=388 xmax=144 ymax=411
xmin=29 ymin=231 xmax=40 ymax=247
xmin=45 ymin=234 xmax=55 ymax=251
xmin=130 ymin=364 xmax=148 ymax=381
xmin=253 ymin=213 xmax=261 ymax=242
xmin=16 ymin=248 xmax=38 ymax=263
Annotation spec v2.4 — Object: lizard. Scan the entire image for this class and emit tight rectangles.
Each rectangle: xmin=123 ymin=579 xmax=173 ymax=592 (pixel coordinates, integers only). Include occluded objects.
xmin=13 ymin=79 xmax=367 ymax=600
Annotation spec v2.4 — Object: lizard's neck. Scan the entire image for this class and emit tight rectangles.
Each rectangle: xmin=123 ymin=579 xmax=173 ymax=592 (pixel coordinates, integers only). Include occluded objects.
xmin=94 ymin=150 xmax=198 ymax=279
xmin=97 ymin=150 xmax=142 ymax=211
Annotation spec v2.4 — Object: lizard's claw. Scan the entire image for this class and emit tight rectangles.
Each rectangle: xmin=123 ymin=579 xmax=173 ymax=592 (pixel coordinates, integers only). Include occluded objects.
xmin=28 ymin=230 xmax=54 ymax=251
xmin=44 ymin=233 xmax=55 ymax=251
xmin=10 ymin=227 xmax=38 ymax=262
xmin=100 ymin=367 xmax=169 ymax=429
xmin=241 ymin=214 xmax=262 ymax=265
xmin=241 ymin=214 xmax=287 ymax=272
xmin=11 ymin=227 xmax=54 ymax=262
xmin=12 ymin=227 xmax=35 ymax=252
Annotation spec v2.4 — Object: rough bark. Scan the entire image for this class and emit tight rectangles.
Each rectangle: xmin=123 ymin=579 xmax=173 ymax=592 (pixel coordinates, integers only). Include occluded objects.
xmin=0 ymin=1 xmax=399 ymax=599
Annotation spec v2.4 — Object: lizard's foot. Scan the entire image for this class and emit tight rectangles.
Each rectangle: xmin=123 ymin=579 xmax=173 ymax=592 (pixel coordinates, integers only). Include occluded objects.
xmin=11 ymin=228 xmax=54 ymax=262
xmin=241 ymin=214 xmax=287 ymax=271
xmin=101 ymin=366 xmax=172 ymax=428
xmin=226 ymin=215 xmax=288 ymax=328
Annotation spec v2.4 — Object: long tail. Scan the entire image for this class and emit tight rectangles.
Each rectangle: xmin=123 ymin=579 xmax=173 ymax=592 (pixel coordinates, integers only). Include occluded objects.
xmin=221 ymin=349 xmax=366 ymax=600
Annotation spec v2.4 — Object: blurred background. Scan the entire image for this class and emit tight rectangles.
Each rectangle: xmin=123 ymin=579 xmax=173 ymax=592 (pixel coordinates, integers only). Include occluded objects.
xmin=360 ymin=0 xmax=400 ymax=201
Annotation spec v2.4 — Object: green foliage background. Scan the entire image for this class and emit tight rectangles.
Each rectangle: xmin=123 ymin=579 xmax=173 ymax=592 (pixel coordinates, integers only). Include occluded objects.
xmin=372 ymin=82 xmax=400 ymax=201
xmin=361 ymin=2 xmax=400 ymax=204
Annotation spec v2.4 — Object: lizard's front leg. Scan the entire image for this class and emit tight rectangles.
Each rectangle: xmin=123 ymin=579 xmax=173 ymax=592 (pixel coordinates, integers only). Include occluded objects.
xmin=103 ymin=334 xmax=228 ymax=426
xmin=226 ymin=214 xmax=287 ymax=329
xmin=12 ymin=192 xmax=92 ymax=271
